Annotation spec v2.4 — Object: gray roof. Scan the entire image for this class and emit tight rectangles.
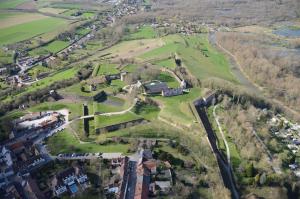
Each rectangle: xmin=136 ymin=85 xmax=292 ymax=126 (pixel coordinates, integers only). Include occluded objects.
xmin=144 ymin=81 xmax=168 ymax=94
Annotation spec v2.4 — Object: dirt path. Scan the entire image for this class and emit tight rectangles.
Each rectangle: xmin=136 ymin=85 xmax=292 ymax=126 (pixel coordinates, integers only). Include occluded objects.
xmin=213 ymin=105 xmax=231 ymax=164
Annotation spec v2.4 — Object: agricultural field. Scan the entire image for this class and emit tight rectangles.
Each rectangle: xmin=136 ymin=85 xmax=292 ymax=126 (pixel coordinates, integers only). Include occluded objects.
xmin=43 ymin=40 xmax=70 ymax=53
xmin=0 ymin=12 xmax=48 ymax=29
xmin=38 ymin=7 xmax=68 ymax=15
xmin=0 ymin=17 xmax=69 ymax=45
xmin=0 ymin=0 xmax=28 ymax=9
xmin=123 ymin=25 xmax=157 ymax=40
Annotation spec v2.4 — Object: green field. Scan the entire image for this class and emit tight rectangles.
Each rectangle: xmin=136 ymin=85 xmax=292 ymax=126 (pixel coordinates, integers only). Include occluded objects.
xmin=76 ymin=27 xmax=91 ymax=36
xmin=82 ymin=12 xmax=95 ymax=19
xmin=124 ymin=25 xmax=157 ymax=40
xmin=93 ymin=96 xmax=128 ymax=113
xmin=157 ymin=72 xmax=180 ymax=88
xmin=153 ymin=58 xmax=176 ymax=69
xmin=26 ymin=67 xmax=78 ymax=92
xmin=140 ymin=34 xmax=236 ymax=82
xmin=46 ymin=130 xmax=129 ymax=155
xmin=97 ymin=63 xmax=119 ymax=75
xmin=44 ymin=40 xmax=70 ymax=53
xmin=0 ymin=17 xmax=68 ymax=45
xmin=153 ymin=87 xmax=201 ymax=127
xmin=95 ymin=112 xmax=142 ymax=128
xmin=0 ymin=0 xmax=27 ymax=9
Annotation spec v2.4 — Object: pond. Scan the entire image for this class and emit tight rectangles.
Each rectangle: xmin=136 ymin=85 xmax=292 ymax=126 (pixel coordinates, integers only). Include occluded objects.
xmin=273 ymin=27 xmax=300 ymax=38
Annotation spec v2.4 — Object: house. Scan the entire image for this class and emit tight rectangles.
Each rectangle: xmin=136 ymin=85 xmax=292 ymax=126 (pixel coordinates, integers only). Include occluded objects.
xmin=143 ymin=81 xmax=168 ymax=95
xmin=50 ymin=166 xmax=89 ymax=197
xmin=0 ymin=146 xmax=14 ymax=186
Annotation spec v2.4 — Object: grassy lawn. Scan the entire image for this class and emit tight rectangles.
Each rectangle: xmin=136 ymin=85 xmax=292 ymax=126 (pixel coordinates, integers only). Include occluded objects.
xmin=94 ymin=112 xmax=142 ymax=129
xmin=46 ymin=129 xmax=129 ymax=155
xmin=124 ymin=25 xmax=157 ymax=40
xmin=121 ymin=64 xmax=138 ymax=73
xmin=140 ymin=34 xmax=236 ymax=82
xmin=0 ymin=0 xmax=27 ymax=9
xmin=26 ymin=67 xmax=78 ymax=92
xmin=43 ymin=40 xmax=70 ymax=53
xmin=157 ymin=72 xmax=180 ymax=88
xmin=0 ymin=17 xmax=68 ymax=45
xmin=153 ymin=58 xmax=176 ymax=69
xmin=93 ymin=96 xmax=128 ymax=113
xmin=153 ymin=87 xmax=201 ymax=127
xmin=82 ymin=12 xmax=95 ymax=19
xmin=97 ymin=63 xmax=119 ymax=75
xmin=91 ymin=121 xmax=181 ymax=140
xmin=133 ymin=103 xmax=160 ymax=120
xmin=76 ymin=27 xmax=91 ymax=36
xmin=27 ymin=65 xmax=52 ymax=76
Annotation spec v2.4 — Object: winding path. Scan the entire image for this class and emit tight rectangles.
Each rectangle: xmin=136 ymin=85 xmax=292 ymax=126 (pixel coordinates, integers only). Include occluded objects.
xmin=213 ymin=105 xmax=231 ymax=164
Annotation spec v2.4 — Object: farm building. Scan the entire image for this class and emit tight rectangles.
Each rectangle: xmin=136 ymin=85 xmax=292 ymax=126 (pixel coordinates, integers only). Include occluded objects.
xmin=143 ymin=81 xmax=168 ymax=95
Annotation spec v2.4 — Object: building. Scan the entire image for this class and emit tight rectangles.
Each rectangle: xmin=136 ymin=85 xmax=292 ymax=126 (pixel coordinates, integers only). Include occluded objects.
xmin=50 ymin=166 xmax=89 ymax=197
xmin=161 ymin=88 xmax=183 ymax=97
xmin=143 ymin=81 xmax=168 ymax=95
xmin=0 ymin=146 xmax=14 ymax=187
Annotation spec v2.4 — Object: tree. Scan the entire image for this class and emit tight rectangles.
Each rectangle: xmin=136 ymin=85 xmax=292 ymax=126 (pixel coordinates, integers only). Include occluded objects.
xmin=245 ymin=163 xmax=255 ymax=177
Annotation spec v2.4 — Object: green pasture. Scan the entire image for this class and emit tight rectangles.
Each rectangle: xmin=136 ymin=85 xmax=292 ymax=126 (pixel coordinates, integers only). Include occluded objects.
xmin=153 ymin=87 xmax=201 ymax=126
xmin=140 ymin=34 xmax=236 ymax=82
xmin=0 ymin=17 xmax=68 ymax=45
xmin=0 ymin=0 xmax=27 ymax=9
xmin=124 ymin=25 xmax=157 ymax=40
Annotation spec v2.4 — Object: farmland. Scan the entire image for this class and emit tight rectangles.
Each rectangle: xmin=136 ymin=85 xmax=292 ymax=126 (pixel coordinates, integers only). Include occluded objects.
xmin=0 ymin=0 xmax=27 ymax=9
xmin=0 ymin=17 xmax=69 ymax=45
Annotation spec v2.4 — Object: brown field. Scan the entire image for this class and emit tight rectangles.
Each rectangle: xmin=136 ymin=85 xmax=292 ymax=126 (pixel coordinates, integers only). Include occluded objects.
xmin=0 ymin=12 xmax=48 ymax=29
xmin=39 ymin=7 xmax=68 ymax=15
xmin=101 ymin=38 xmax=164 ymax=60
xmin=16 ymin=1 xmax=37 ymax=10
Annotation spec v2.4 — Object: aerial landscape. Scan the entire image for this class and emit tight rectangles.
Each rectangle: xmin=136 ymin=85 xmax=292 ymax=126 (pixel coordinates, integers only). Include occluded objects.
xmin=0 ymin=0 xmax=300 ymax=198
